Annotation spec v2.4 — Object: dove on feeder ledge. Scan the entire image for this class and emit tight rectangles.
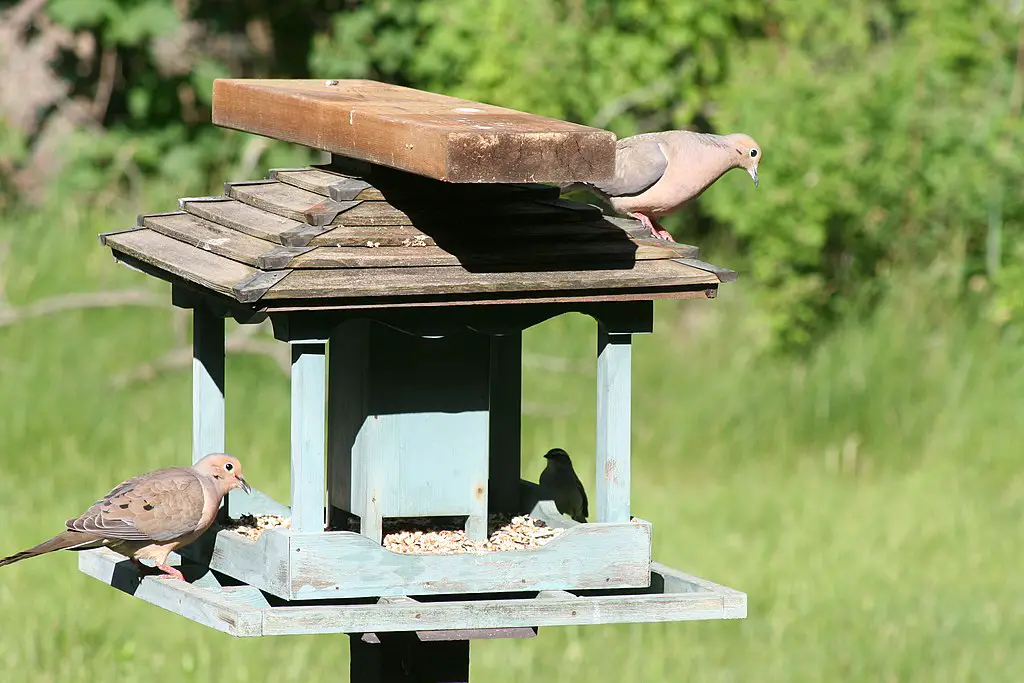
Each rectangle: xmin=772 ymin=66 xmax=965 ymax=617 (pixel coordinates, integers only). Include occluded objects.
xmin=569 ymin=131 xmax=762 ymax=241
xmin=0 ymin=453 xmax=250 ymax=581
xmin=539 ymin=448 xmax=589 ymax=524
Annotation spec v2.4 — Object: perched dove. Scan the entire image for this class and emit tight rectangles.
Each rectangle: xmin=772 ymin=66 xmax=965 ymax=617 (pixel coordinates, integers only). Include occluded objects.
xmin=574 ymin=131 xmax=762 ymax=241
xmin=0 ymin=453 xmax=250 ymax=580
xmin=539 ymin=448 xmax=588 ymax=523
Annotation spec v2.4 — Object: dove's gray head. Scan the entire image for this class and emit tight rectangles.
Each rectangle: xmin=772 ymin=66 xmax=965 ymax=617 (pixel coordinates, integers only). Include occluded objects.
xmin=724 ymin=133 xmax=762 ymax=188
xmin=193 ymin=453 xmax=251 ymax=495
xmin=543 ymin=448 xmax=574 ymax=468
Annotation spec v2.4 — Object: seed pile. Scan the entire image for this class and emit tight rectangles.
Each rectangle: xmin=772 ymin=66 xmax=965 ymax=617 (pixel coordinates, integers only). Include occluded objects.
xmin=225 ymin=513 xmax=291 ymax=541
xmin=383 ymin=515 xmax=563 ymax=555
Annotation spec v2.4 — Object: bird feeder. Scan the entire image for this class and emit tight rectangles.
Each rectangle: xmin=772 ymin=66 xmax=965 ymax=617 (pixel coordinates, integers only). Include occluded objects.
xmin=84 ymin=80 xmax=745 ymax=682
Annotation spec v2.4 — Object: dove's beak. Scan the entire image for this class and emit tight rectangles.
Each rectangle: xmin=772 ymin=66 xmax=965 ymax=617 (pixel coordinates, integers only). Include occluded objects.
xmin=237 ymin=476 xmax=252 ymax=494
xmin=748 ymin=166 xmax=759 ymax=188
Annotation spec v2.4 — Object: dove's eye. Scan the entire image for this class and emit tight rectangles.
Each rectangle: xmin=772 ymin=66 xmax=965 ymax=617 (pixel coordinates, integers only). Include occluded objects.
xmin=750 ymin=149 xmax=758 ymax=158
xmin=224 ymin=463 xmax=234 ymax=472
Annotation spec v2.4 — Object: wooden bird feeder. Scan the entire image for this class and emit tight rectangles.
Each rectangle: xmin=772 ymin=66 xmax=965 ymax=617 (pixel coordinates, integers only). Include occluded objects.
xmin=84 ymin=79 xmax=744 ymax=681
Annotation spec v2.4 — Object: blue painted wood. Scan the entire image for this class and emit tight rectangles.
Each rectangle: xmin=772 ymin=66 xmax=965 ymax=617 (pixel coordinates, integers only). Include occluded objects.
xmin=193 ymin=516 xmax=652 ymax=601
xmin=192 ymin=307 xmax=225 ymax=465
xmin=79 ymin=548 xmax=746 ymax=637
xmin=291 ymin=341 xmax=327 ymax=533
xmin=327 ymin=322 xmax=490 ymax=542
xmin=596 ymin=326 xmax=631 ymax=523
xmin=488 ymin=333 xmax=522 ymax=515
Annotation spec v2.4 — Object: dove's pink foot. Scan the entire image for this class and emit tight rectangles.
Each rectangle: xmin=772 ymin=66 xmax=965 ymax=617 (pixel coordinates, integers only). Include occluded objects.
xmin=155 ymin=564 xmax=185 ymax=581
xmin=628 ymin=212 xmax=675 ymax=242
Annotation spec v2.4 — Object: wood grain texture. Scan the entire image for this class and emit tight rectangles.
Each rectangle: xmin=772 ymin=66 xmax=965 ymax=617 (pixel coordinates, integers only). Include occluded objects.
xmin=103 ymin=228 xmax=256 ymax=297
xmin=143 ymin=212 xmax=272 ymax=267
xmin=263 ymin=260 xmax=719 ymax=300
xmin=181 ymin=198 xmax=307 ymax=245
xmin=282 ymin=241 xmax=681 ymax=270
xmin=596 ymin=328 xmax=632 ymax=523
xmin=198 ymin=517 xmax=651 ymax=600
xmin=79 ymin=548 xmax=745 ymax=637
xmin=212 ymin=79 xmax=616 ymax=183
xmin=271 ymin=168 xmax=384 ymax=201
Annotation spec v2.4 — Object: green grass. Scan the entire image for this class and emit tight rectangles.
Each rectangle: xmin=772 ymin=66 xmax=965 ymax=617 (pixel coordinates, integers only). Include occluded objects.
xmin=0 ymin=196 xmax=1021 ymax=682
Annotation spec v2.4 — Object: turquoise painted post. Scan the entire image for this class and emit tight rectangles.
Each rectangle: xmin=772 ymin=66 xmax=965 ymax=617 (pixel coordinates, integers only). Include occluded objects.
xmin=595 ymin=325 xmax=631 ymax=523
xmin=192 ymin=306 xmax=225 ymax=464
xmin=291 ymin=340 xmax=328 ymax=533
xmin=488 ymin=333 xmax=522 ymax=515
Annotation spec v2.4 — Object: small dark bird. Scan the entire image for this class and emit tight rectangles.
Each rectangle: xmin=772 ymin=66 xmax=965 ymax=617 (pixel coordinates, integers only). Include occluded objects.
xmin=539 ymin=448 xmax=588 ymax=523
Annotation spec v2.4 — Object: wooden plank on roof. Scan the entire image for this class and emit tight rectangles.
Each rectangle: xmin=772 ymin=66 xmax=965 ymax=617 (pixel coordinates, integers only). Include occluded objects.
xmin=270 ymin=168 xmax=378 ymax=199
xmin=141 ymin=212 xmax=274 ymax=267
xmin=225 ymin=181 xmax=348 ymax=223
xmin=286 ymin=240 xmax=690 ymax=270
xmin=212 ymin=79 xmax=616 ymax=183
xmin=310 ymin=226 xmax=435 ymax=247
xmin=102 ymin=228 xmax=258 ymax=298
xmin=181 ymin=198 xmax=309 ymax=245
xmin=261 ymin=259 xmax=718 ymax=300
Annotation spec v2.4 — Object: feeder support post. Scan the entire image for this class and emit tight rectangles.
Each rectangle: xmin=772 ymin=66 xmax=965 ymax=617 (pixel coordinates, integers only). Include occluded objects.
xmin=192 ymin=305 xmax=225 ymax=465
xmin=596 ymin=325 xmax=632 ymax=523
xmin=349 ymin=634 xmax=470 ymax=683
xmin=290 ymin=339 xmax=328 ymax=532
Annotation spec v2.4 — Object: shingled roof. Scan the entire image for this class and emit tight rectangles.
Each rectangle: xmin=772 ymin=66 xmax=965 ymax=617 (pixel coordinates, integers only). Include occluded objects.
xmin=99 ymin=162 xmax=734 ymax=311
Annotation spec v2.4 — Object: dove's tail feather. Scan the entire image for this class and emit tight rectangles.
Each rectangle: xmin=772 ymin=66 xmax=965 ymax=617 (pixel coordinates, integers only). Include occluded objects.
xmin=0 ymin=531 xmax=106 ymax=567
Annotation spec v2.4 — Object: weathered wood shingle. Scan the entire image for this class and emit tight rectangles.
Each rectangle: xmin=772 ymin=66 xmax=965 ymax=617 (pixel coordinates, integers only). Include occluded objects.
xmin=100 ymin=163 xmax=735 ymax=310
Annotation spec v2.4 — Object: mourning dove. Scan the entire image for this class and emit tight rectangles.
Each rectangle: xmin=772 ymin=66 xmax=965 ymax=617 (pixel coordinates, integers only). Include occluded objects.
xmin=0 ymin=453 xmax=250 ymax=580
xmin=539 ymin=448 xmax=588 ymax=523
xmin=573 ymin=131 xmax=762 ymax=241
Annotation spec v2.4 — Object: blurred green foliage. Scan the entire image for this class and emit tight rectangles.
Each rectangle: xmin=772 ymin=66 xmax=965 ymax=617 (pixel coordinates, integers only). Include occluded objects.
xmin=4 ymin=0 xmax=1022 ymax=346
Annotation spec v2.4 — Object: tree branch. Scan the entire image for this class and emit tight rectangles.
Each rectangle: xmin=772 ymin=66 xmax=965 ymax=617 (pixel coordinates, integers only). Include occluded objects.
xmin=110 ymin=324 xmax=290 ymax=388
xmin=0 ymin=289 xmax=166 ymax=328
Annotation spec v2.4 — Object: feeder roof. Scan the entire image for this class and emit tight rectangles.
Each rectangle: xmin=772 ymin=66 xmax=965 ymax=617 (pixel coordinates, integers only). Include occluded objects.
xmin=100 ymin=164 xmax=733 ymax=310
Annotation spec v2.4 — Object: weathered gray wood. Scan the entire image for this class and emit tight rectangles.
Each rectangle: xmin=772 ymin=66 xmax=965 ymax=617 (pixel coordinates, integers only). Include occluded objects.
xmin=192 ymin=306 xmax=225 ymax=470
xmin=226 ymin=181 xmax=335 ymax=223
xmin=672 ymin=257 xmax=738 ymax=282
xmin=284 ymin=241 xmax=684 ymax=271
xmin=327 ymin=323 xmax=490 ymax=543
xmin=311 ymin=226 xmax=436 ymax=248
xmin=263 ymin=260 xmax=720 ymax=301
xmin=488 ymin=333 xmax=522 ymax=515
xmin=194 ymin=517 xmax=651 ymax=600
xmin=257 ymin=245 xmax=315 ymax=270
xmin=80 ymin=548 xmax=745 ymax=636
xmin=78 ymin=549 xmax=264 ymax=636
xmin=104 ymin=228 xmax=257 ymax=298
xmin=181 ymin=197 xmax=308 ymax=244
xmin=304 ymin=198 xmax=363 ymax=227
xmin=596 ymin=327 xmax=631 ymax=523
xmin=231 ymin=270 xmax=291 ymax=303
xmin=349 ymin=633 xmax=469 ymax=683
xmin=142 ymin=212 xmax=272 ymax=267
xmin=291 ymin=341 xmax=328 ymax=533
xmin=271 ymin=168 xmax=383 ymax=201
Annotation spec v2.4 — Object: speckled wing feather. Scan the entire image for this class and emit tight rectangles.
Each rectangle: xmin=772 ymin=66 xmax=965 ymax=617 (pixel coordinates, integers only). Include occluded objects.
xmin=588 ymin=136 xmax=669 ymax=198
xmin=66 ymin=467 xmax=205 ymax=542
